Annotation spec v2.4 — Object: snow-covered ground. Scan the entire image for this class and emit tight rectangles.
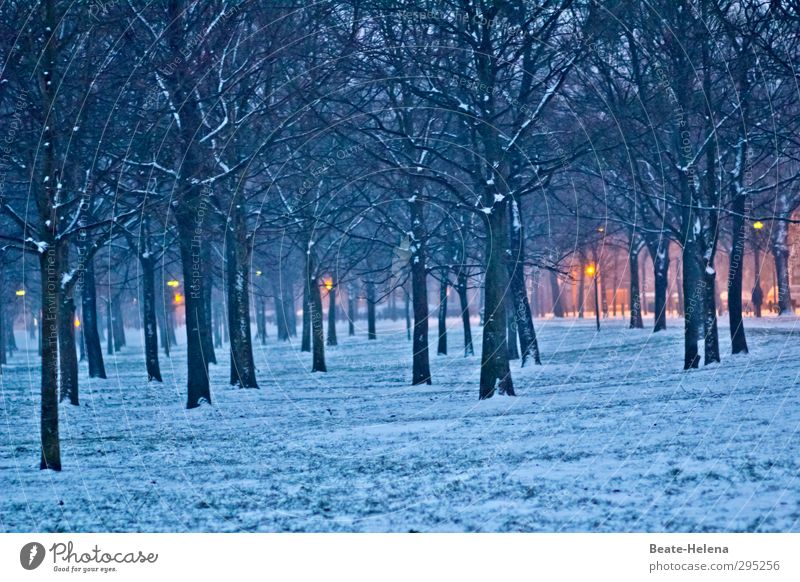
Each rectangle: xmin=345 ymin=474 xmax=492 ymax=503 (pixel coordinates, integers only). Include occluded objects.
xmin=1 ymin=315 xmax=799 ymax=532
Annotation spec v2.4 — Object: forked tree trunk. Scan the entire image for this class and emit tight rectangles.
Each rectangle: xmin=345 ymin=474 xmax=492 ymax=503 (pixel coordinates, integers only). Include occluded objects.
xmin=507 ymin=200 xmax=540 ymax=365
xmin=479 ymin=208 xmax=514 ymax=399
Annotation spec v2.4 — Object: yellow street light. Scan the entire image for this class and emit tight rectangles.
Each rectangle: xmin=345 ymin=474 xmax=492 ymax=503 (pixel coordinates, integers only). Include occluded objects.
xmin=74 ymin=317 xmax=81 ymax=328
xmin=173 ymin=292 xmax=184 ymax=305
xmin=15 ymin=289 xmax=25 ymax=297
xmin=585 ymin=264 xmax=596 ymax=277
xmin=324 ymin=279 xmax=333 ymax=291
xmin=753 ymin=221 xmax=764 ymax=230
xmin=167 ymin=280 xmax=180 ymax=288
xmin=255 ymin=270 xmax=262 ymax=277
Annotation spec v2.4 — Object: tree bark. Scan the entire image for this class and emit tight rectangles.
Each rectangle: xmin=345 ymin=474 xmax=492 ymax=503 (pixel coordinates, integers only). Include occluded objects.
xmin=348 ymin=283 xmax=356 ymax=337
xmin=645 ymin=235 xmax=669 ymax=332
xmin=307 ymin=251 xmax=326 ymax=372
xmin=629 ymin=242 xmax=643 ymax=329
xmin=549 ymin=270 xmax=564 ymax=318
xmin=507 ymin=200 xmax=540 ymax=365
xmin=479 ymin=208 xmax=514 ymax=399
xmin=409 ymin=193 xmax=431 ymax=384
xmin=728 ymin=191 xmax=749 ymax=353
xmin=81 ymin=259 xmax=106 ymax=378
xmin=141 ymin=256 xmax=162 ymax=382
xmin=112 ymin=298 xmax=126 ymax=351
xmin=326 ymin=284 xmax=337 ymax=346
xmin=771 ymin=193 xmax=793 ymax=315
xmin=225 ymin=205 xmax=258 ymax=388
xmin=456 ymin=269 xmax=474 ymax=356
xmin=437 ymin=268 xmax=447 ymax=355
xmin=301 ymin=278 xmax=311 ymax=352
xmin=366 ymin=280 xmax=377 ymax=340
xmin=58 ymin=289 xmax=79 ymax=406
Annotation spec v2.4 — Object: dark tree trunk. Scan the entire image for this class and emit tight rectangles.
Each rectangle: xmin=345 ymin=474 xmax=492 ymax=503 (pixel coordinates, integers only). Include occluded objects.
xmin=404 ymin=287 xmax=411 ymax=341
xmin=507 ymin=200 xmax=540 ymax=365
xmin=307 ymin=252 xmax=326 ymax=372
xmin=57 ymin=241 xmax=78 ymax=406
xmin=157 ymin=288 xmax=170 ymax=357
xmin=273 ymin=278 xmax=290 ymax=341
xmin=645 ymin=235 xmax=669 ymax=332
xmin=752 ymin=245 xmax=763 ymax=318
xmin=40 ymin=248 xmax=61 ymax=470
xmin=213 ymin=302 xmax=223 ymax=348
xmin=479 ymin=208 xmax=514 ymax=399
xmin=326 ymin=284 xmax=337 ymax=346
xmin=348 ymin=284 xmax=356 ymax=337
xmin=225 ymin=206 xmax=258 ymax=388
xmin=409 ymin=194 xmax=431 ymax=384
xmin=366 ymin=280 xmax=377 ymax=340
xmin=629 ymin=242 xmax=643 ymax=329
xmin=201 ymin=252 xmax=216 ymax=365
xmin=175 ymin=196 xmax=212 ymax=409
xmin=437 ymin=268 xmax=447 ymax=356
xmin=112 ymin=299 xmax=126 ymax=351
xmin=682 ymin=241 xmax=703 ymax=370
xmin=81 ymin=259 xmax=106 ymax=378
xmin=578 ymin=258 xmax=586 ymax=319
xmin=106 ymin=300 xmax=114 ymax=356
xmin=141 ymin=256 xmax=162 ymax=382
xmin=506 ymin=304 xmax=519 ymax=360
xmin=256 ymin=297 xmax=267 ymax=346
xmin=0 ymin=266 xmax=5 ymax=366
xmin=456 ymin=269 xmax=474 ymax=356
xmin=549 ymin=270 xmax=564 ymax=318
xmin=301 ymin=278 xmax=311 ymax=352
xmin=728 ymin=191 xmax=749 ymax=354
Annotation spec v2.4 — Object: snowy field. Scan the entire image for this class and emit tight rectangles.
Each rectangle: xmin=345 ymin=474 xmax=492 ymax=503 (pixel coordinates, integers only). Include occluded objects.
xmin=1 ymin=316 xmax=799 ymax=532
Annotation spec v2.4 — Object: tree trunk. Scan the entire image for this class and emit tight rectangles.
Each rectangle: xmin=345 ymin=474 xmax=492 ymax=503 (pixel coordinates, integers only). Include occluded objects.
xmin=225 ymin=206 xmax=258 ymax=388
xmin=404 ymin=287 xmax=411 ymax=341
xmin=256 ymin=297 xmax=267 ymax=346
xmin=157 ymin=288 xmax=170 ymax=357
xmin=141 ymin=256 xmax=162 ymax=382
xmin=629 ymin=242 xmax=643 ymax=329
xmin=326 ymin=284 xmax=337 ymax=346
xmin=175 ymin=196 xmax=212 ymax=409
xmin=728 ymin=192 xmax=749 ymax=354
xmin=771 ymin=194 xmax=793 ymax=315
xmin=348 ymin=284 xmax=356 ymax=337
xmin=506 ymin=304 xmax=519 ymax=360
xmin=106 ymin=300 xmax=114 ymax=356
xmin=273 ymin=278 xmax=290 ymax=341
xmin=366 ymin=280 xmax=377 ymax=340
xmin=456 ymin=269 xmax=474 ymax=356
xmin=507 ymin=200 xmax=540 ymax=365
xmin=307 ymin=252 xmax=326 ymax=372
xmin=682 ymin=241 xmax=703 ymax=369
xmin=578 ymin=258 xmax=586 ymax=319
xmin=549 ymin=270 xmax=564 ymax=318
xmin=201 ymin=253 xmax=216 ymax=365
xmin=81 ymin=259 xmax=106 ymax=378
xmin=409 ymin=194 xmax=431 ymax=384
xmin=479 ymin=208 xmax=514 ymax=399
xmin=301 ymin=279 xmax=311 ymax=352
xmin=437 ymin=268 xmax=447 ymax=355
xmin=645 ymin=235 xmax=669 ymax=332
xmin=58 ymin=242 xmax=79 ymax=406
xmin=40 ymin=248 xmax=61 ymax=470
xmin=112 ymin=299 xmax=126 ymax=351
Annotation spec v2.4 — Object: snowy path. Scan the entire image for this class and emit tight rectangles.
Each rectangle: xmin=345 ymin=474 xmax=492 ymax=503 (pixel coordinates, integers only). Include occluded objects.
xmin=2 ymin=317 xmax=799 ymax=532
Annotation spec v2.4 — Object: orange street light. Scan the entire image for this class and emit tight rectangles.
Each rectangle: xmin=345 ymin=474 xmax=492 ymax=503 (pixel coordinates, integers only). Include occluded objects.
xmin=173 ymin=292 xmax=184 ymax=305
xmin=585 ymin=264 xmax=596 ymax=277
xmin=324 ymin=279 xmax=333 ymax=291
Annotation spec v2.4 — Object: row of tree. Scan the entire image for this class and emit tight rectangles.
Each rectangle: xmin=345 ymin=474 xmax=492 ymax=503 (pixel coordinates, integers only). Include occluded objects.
xmin=1 ymin=0 xmax=799 ymax=471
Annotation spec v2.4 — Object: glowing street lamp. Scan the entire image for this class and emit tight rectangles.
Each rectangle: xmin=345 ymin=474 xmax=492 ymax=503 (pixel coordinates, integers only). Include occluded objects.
xmin=585 ymin=263 xmax=600 ymax=331
xmin=74 ymin=317 xmax=81 ymax=329
xmin=753 ymin=220 xmax=764 ymax=230
xmin=15 ymin=289 xmax=25 ymax=297
xmin=167 ymin=280 xmax=180 ymax=288
xmin=324 ymin=279 xmax=334 ymax=291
